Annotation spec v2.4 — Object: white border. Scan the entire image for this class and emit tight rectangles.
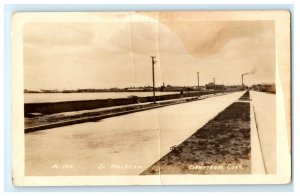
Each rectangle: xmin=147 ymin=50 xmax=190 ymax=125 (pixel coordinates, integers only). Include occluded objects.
xmin=11 ymin=11 xmax=291 ymax=186
xmin=1 ymin=1 xmax=298 ymax=193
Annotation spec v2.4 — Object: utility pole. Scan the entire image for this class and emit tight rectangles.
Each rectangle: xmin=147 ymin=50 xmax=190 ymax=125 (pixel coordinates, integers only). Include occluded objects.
xmin=197 ymin=72 xmax=199 ymax=89
xmin=242 ymin=74 xmax=244 ymax=86
xmin=151 ymin=56 xmax=156 ymax=103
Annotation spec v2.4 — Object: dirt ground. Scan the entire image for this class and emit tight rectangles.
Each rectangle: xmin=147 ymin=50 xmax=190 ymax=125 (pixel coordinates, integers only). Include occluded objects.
xmin=141 ymin=93 xmax=251 ymax=175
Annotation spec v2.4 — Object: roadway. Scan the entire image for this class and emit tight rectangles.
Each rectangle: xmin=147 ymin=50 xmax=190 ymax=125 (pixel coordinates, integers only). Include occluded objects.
xmin=25 ymin=91 xmax=245 ymax=176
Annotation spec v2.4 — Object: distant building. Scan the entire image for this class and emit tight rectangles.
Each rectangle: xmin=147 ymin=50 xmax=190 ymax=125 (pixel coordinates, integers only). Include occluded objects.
xmin=252 ymin=83 xmax=275 ymax=93
xmin=192 ymin=86 xmax=205 ymax=91
xmin=62 ymin=89 xmax=76 ymax=93
xmin=226 ymin=85 xmax=244 ymax=91
xmin=143 ymin=86 xmax=153 ymax=91
xmin=205 ymin=83 xmax=225 ymax=90
xmin=160 ymin=84 xmax=183 ymax=92
xmin=40 ymin=89 xmax=59 ymax=93
xmin=126 ymin=87 xmax=143 ymax=91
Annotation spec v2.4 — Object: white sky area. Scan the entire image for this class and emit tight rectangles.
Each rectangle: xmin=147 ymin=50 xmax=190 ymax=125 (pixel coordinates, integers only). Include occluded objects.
xmin=23 ymin=13 xmax=275 ymax=90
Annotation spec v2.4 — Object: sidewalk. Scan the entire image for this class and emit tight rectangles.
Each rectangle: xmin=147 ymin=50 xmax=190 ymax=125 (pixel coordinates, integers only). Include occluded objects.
xmin=250 ymin=91 xmax=276 ymax=174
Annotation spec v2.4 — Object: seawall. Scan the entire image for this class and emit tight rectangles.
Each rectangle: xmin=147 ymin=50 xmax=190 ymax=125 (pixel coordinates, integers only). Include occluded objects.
xmin=24 ymin=90 xmax=230 ymax=116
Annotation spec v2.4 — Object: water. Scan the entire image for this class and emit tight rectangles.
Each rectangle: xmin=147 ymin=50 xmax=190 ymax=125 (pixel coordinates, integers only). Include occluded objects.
xmin=24 ymin=92 xmax=178 ymax=103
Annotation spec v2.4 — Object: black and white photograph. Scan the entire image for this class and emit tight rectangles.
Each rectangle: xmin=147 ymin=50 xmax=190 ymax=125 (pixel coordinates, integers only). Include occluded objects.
xmin=11 ymin=11 xmax=291 ymax=185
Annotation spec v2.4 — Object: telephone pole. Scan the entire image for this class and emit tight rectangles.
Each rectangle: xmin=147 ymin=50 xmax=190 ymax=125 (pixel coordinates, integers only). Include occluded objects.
xmin=197 ymin=72 xmax=199 ymax=89
xmin=151 ymin=56 xmax=156 ymax=103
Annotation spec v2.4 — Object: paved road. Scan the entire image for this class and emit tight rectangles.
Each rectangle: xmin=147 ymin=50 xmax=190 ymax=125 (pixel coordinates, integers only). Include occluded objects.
xmin=25 ymin=91 xmax=245 ymax=176
xmin=250 ymin=91 xmax=276 ymax=174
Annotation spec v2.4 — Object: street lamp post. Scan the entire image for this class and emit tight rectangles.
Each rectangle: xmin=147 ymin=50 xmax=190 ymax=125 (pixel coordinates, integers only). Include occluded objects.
xmin=151 ymin=56 xmax=156 ymax=103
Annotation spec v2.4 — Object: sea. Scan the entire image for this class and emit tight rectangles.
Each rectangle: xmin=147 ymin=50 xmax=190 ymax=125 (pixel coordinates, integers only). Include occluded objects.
xmin=24 ymin=92 xmax=178 ymax=103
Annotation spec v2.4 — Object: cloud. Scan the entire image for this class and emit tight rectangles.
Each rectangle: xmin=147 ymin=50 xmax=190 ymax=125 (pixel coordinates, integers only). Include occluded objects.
xmin=23 ymin=13 xmax=276 ymax=90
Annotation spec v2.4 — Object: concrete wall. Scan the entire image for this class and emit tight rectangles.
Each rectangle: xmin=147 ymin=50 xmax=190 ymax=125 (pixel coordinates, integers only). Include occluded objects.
xmin=24 ymin=90 xmax=229 ymax=117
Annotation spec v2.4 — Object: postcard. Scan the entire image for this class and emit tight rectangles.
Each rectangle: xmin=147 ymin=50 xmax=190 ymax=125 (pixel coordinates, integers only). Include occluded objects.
xmin=11 ymin=11 xmax=291 ymax=186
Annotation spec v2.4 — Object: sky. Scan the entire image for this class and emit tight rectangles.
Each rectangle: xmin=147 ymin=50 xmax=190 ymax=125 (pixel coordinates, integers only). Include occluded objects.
xmin=23 ymin=12 xmax=276 ymax=90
